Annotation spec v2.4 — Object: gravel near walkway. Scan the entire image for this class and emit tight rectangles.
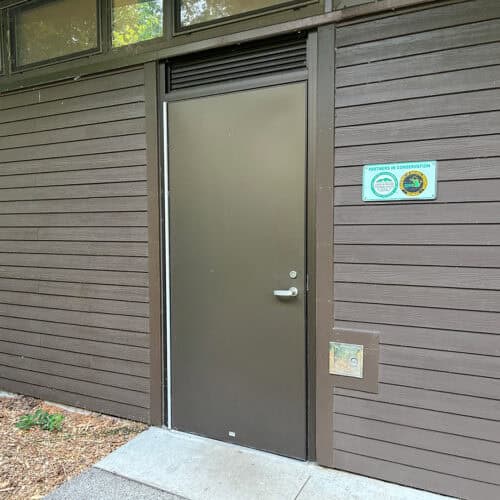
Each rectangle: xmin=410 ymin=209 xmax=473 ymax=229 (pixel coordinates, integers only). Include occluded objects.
xmin=0 ymin=395 xmax=146 ymax=500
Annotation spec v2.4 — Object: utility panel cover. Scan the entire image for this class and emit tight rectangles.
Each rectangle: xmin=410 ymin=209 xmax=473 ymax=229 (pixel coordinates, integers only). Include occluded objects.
xmin=362 ymin=161 xmax=437 ymax=201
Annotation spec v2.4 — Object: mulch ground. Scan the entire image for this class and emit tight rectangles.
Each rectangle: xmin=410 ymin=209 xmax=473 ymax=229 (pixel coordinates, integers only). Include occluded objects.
xmin=0 ymin=395 xmax=146 ymax=499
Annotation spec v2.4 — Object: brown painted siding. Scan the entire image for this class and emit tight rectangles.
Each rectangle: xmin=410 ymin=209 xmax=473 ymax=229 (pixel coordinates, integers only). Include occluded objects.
xmin=0 ymin=68 xmax=150 ymax=422
xmin=333 ymin=1 xmax=500 ymax=498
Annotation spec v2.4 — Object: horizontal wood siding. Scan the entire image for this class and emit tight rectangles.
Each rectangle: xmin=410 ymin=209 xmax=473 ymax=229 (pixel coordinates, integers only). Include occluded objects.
xmin=333 ymin=2 xmax=500 ymax=498
xmin=0 ymin=68 xmax=150 ymax=422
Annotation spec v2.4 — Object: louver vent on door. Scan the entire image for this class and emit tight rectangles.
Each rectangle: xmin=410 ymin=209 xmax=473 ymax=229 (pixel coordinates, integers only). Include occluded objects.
xmin=167 ymin=34 xmax=307 ymax=92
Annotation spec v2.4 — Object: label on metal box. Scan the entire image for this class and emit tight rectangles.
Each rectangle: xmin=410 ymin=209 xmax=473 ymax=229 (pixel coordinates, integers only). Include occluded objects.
xmin=329 ymin=342 xmax=364 ymax=378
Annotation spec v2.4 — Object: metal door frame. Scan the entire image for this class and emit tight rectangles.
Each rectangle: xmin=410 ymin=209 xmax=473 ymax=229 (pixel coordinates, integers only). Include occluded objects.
xmin=158 ymin=31 xmax=320 ymax=460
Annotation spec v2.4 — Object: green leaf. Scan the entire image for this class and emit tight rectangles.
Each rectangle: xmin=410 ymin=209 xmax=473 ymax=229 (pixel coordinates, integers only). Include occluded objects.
xmin=16 ymin=414 xmax=36 ymax=430
xmin=15 ymin=409 xmax=65 ymax=432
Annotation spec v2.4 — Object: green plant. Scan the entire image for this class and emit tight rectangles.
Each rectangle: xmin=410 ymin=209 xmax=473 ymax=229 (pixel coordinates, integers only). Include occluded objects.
xmin=16 ymin=409 xmax=65 ymax=432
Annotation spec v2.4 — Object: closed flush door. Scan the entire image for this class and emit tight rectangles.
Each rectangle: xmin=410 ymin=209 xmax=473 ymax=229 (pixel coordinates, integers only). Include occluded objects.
xmin=168 ymin=83 xmax=307 ymax=459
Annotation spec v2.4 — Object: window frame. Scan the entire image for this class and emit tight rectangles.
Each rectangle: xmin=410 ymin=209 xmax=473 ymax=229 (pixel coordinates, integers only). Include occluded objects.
xmin=172 ymin=0 xmax=318 ymax=34
xmin=9 ymin=0 xmax=102 ymax=72
xmin=0 ymin=12 xmax=5 ymax=76
xmin=0 ymin=0 xmax=323 ymax=86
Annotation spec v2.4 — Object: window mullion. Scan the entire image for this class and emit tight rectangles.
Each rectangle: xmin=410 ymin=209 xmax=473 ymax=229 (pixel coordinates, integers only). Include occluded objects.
xmin=101 ymin=0 xmax=112 ymax=54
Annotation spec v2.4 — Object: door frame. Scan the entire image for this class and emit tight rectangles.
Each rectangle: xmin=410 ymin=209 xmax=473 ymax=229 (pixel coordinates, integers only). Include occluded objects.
xmin=151 ymin=29 xmax=330 ymax=462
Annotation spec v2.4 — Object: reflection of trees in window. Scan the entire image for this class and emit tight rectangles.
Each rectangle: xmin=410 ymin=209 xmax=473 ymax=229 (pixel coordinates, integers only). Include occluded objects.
xmin=15 ymin=0 xmax=98 ymax=66
xmin=180 ymin=0 xmax=288 ymax=27
xmin=113 ymin=0 xmax=163 ymax=47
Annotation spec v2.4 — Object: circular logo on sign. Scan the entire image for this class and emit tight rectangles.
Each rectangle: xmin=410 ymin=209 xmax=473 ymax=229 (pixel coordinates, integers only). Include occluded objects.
xmin=400 ymin=170 xmax=428 ymax=196
xmin=371 ymin=171 xmax=398 ymax=198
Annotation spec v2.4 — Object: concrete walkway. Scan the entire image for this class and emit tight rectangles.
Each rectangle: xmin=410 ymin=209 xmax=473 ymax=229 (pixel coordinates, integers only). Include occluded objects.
xmin=47 ymin=428 xmax=451 ymax=500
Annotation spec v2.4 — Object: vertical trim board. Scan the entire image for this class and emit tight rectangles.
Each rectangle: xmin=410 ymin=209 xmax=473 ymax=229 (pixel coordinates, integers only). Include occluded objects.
xmin=314 ymin=24 xmax=336 ymax=467
xmin=145 ymin=61 xmax=164 ymax=427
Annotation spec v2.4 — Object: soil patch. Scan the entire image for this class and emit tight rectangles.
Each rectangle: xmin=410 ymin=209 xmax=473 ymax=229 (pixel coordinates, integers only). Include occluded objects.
xmin=0 ymin=395 xmax=146 ymax=499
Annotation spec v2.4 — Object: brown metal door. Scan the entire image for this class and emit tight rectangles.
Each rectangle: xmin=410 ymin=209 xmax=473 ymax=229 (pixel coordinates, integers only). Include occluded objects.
xmin=168 ymin=83 xmax=307 ymax=459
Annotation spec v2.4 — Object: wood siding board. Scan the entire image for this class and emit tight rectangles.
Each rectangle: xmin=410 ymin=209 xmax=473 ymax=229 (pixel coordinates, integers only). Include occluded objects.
xmin=0 ymin=67 xmax=151 ymax=421
xmin=0 ymin=241 xmax=148 ymax=257
xmin=334 ymin=226 xmax=500 ymax=245
xmin=0 ymin=167 xmax=147 ymax=189
xmin=334 ymin=395 xmax=500 ymax=442
xmin=335 ymin=282 xmax=500 ymax=313
xmin=379 ymin=345 xmax=500 ymax=379
xmin=0 ymin=213 xmax=147 ymax=227
xmin=0 ymin=135 xmax=146 ymax=163
xmin=334 ymin=201 xmax=500 ymax=224
xmin=0 ymin=110 xmax=145 ymax=144
xmin=0 ymin=319 xmax=149 ymax=350
xmin=0 ymin=290 xmax=148 ymax=317
xmin=335 ymin=137 xmax=500 ymax=167
xmin=0 ymin=352 xmax=149 ymax=393
xmin=2 ymin=330 xmax=149 ymax=370
xmin=335 ymin=111 xmax=500 ymax=147
xmin=334 ymin=384 xmax=500 ymax=420
xmin=336 ymin=0 xmax=500 ymax=47
xmin=334 ymin=414 xmax=500 ymax=464
xmin=334 ymin=263 xmax=500 ymax=290
xmin=0 ymin=278 xmax=149 ymax=303
xmin=0 ymin=182 xmax=148 ymax=202
xmin=335 ymin=321 xmax=500 ymax=356
xmin=334 ymin=433 xmax=500 ymax=484
xmin=0 ymin=103 xmax=144 ymax=140
xmin=337 ymin=17 xmax=500 ymax=67
xmin=334 ymin=451 xmax=500 ymax=499
xmin=0 ymin=378 xmax=149 ymax=422
xmin=0 ymin=257 xmax=149 ymax=275
xmin=0 ymin=69 xmax=145 ymax=111
xmin=379 ymin=364 xmax=500 ymax=400
xmin=0 ymin=254 xmax=147 ymax=272
xmin=0 ymin=198 xmax=148 ymax=215
xmin=336 ymin=65 xmax=500 ymax=108
xmin=0 ymin=303 xmax=149 ymax=333
xmin=334 ymin=245 xmax=500 ymax=268
xmin=337 ymin=41 xmax=500 ymax=87
xmin=1 ymin=329 xmax=149 ymax=370
xmin=37 ymin=227 xmax=148 ymax=242
xmin=0 ymin=227 xmax=148 ymax=243
xmin=36 ymin=282 xmax=149 ymax=303
xmin=0 ymin=151 xmax=147 ymax=176
xmin=1 ymin=339 xmax=150 ymax=378
xmin=0 ymin=89 xmax=145 ymax=126
xmin=0 ymin=365 xmax=149 ymax=408
xmin=336 ymin=88 xmax=500 ymax=127
xmin=0 ymin=266 xmax=148 ymax=287
xmin=335 ymin=301 xmax=500 ymax=335
xmin=0 ymin=119 xmax=146 ymax=151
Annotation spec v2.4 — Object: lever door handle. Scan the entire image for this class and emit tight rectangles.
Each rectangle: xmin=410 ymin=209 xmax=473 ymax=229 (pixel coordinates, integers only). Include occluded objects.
xmin=273 ymin=287 xmax=298 ymax=297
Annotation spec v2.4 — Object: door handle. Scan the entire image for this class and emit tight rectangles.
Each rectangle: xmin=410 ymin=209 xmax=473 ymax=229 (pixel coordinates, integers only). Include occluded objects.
xmin=273 ymin=287 xmax=298 ymax=297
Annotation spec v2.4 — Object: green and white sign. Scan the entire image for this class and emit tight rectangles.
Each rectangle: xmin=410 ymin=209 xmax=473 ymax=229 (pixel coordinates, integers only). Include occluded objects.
xmin=362 ymin=161 xmax=437 ymax=202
